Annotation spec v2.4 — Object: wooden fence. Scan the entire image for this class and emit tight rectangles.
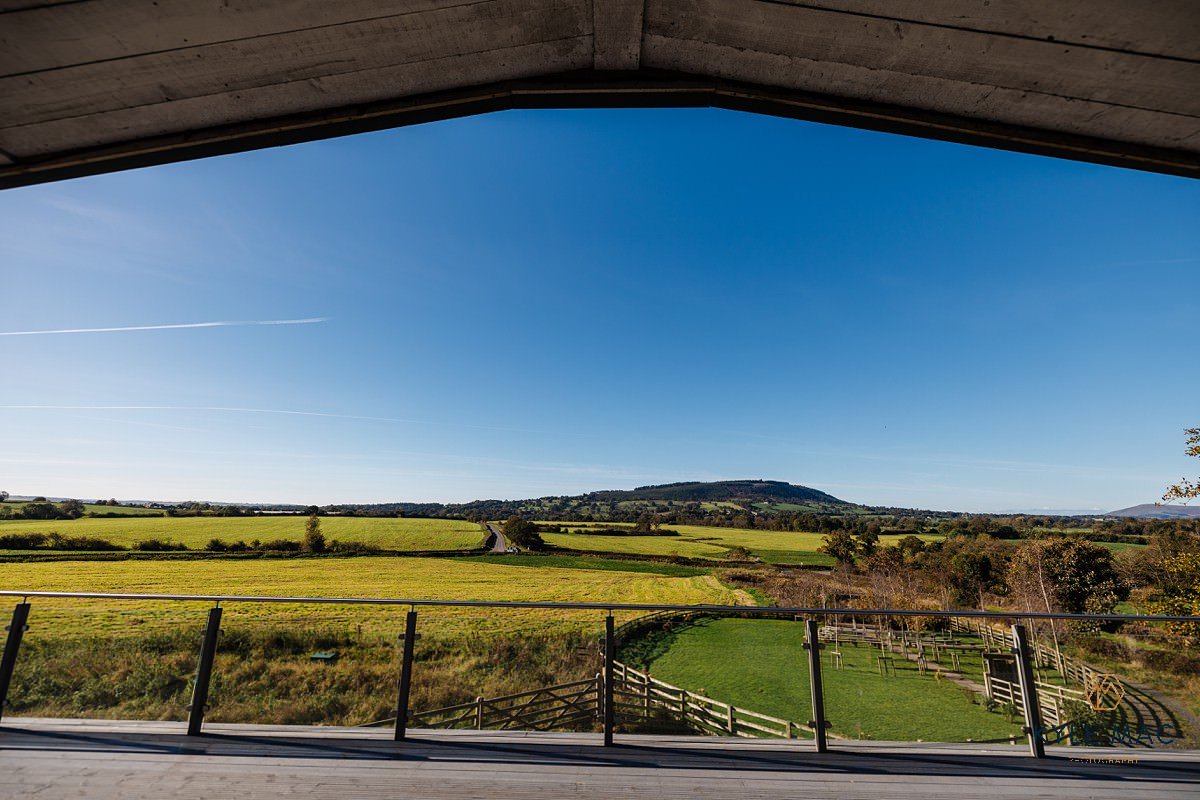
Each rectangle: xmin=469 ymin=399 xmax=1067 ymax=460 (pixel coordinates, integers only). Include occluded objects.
xmin=410 ymin=675 xmax=601 ymax=731
xmin=820 ymin=617 xmax=1095 ymax=730
xmin=612 ymin=660 xmax=804 ymax=739
xmin=404 ymin=660 xmax=805 ymax=739
xmin=403 ymin=612 xmax=1125 ymax=741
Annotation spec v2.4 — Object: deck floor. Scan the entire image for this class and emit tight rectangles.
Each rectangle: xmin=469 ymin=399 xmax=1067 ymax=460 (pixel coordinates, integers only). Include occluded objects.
xmin=1 ymin=718 xmax=1198 ymax=799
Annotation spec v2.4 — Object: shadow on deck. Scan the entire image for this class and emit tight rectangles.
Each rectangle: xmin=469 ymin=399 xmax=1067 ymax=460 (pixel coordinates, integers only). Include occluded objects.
xmin=1 ymin=718 xmax=1198 ymax=799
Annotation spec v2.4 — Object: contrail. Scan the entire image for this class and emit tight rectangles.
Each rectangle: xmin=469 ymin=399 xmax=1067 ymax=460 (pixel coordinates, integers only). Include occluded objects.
xmin=0 ymin=318 xmax=329 ymax=336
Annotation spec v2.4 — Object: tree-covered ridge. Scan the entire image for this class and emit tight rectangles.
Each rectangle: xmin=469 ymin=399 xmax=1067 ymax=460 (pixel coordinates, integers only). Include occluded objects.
xmin=588 ymin=480 xmax=846 ymax=504
xmin=327 ymin=480 xmax=862 ymax=523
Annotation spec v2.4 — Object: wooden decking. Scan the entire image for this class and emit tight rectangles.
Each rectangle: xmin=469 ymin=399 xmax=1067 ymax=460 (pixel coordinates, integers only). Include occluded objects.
xmin=1 ymin=718 xmax=1197 ymax=800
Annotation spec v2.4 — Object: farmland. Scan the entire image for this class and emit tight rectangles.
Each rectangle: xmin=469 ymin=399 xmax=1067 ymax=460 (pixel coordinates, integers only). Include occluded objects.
xmin=0 ymin=506 xmax=1184 ymax=740
xmin=1 ymin=501 xmax=161 ymax=517
xmin=540 ymin=523 xmax=945 ymax=565
xmin=0 ymin=557 xmax=749 ymax=638
xmin=0 ymin=515 xmax=486 ymax=551
xmin=0 ymin=556 xmax=751 ymax=726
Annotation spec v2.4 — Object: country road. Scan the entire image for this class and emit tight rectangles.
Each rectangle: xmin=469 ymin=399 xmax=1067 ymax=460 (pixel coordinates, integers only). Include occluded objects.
xmin=485 ymin=523 xmax=509 ymax=553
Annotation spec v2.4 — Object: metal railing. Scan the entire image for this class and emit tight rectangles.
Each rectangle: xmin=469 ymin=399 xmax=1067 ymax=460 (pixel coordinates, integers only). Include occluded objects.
xmin=0 ymin=590 xmax=1196 ymax=759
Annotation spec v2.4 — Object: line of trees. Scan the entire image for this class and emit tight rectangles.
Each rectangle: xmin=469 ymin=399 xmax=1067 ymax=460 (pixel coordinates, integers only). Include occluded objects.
xmin=0 ymin=498 xmax=85 ymax=521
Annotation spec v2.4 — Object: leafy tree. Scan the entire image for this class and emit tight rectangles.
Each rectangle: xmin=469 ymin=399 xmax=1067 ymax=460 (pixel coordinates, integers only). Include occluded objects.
xmin=897 ymin=535 xmax=927 ymax=558
xmin=1009 ymin=539 xmax=1127 ymax=616
xmin=632 ymin=512 xmax=660 ymax=533
xmin=818 ymin=529 xmax=858 ymax=565
xmin=57 ymin=499 xmax=85 ymax=519
xmin=1147 ymin=553 xmax=1200 ymax=642
xmin=854 ymin=528 xmax=879 ymax=559
xmin=502 ymin=516 xmax=544 ymax=550
xmin=948 ymin=551 xmax=994 ymax=608
xmin=1163 ymin=427 xmax=1200 ymax=503
xmin=0 ymin=490 xmax=8 ymax=502
xmin=302 ymin=515 xmax=326 ymax=554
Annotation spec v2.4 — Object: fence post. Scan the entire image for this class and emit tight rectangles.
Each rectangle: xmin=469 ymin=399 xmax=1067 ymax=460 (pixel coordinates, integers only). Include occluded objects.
xmin=187 ymin=605 xmax=222 ymax=736
xmin=1011 ymin=623 xmax=1046 ymax=758
xmin=604 ymin=614 xmax=615 ymax=746
xmin=643 ymin=672 xmax=650 ymax=718
xmin=393 ymin=610 xmax=418 ymax=741
xmin=0 ymin=602 xmax=31 ymax=725
xmin=475 ymin=697 xmax=484 ymax=729
xmin=726 ymin=703 xmax=735 ymax=735
xmin=804 ymin=619 xmax=829 ymax=753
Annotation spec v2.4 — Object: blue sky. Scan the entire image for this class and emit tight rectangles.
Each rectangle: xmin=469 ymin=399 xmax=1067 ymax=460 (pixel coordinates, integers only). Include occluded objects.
xmin=1 ymin=108 xmax=1197 ymax=512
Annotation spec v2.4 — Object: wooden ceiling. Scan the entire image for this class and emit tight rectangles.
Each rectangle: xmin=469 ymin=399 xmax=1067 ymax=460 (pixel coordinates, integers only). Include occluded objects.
xmin=1 ymin=0 xmax=1197 ymax=187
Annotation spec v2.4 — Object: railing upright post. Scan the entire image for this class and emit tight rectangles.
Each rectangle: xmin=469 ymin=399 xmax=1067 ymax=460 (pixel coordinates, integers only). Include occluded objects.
xmin=0 ymin=602 xmax=31 ymax=725
xmin=804 ymin=618 xmax=829 ymax=753
xmin=595 ymin=672 xmax=604 ymax=721
xmin=393 ymin=609 xmax=418 ymax=741
xmin=1011 ymin=623 xmax=1046 ymax=758
xmin=603 ymin=613 xmax=615 ymax=746
xmin=187 ymin=605 xmax=222 ymax=736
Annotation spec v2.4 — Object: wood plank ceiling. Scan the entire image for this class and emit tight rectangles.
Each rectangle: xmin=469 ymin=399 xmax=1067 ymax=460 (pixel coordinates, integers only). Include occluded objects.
xmin=1 ymin=0 xmax=1197 ymax=187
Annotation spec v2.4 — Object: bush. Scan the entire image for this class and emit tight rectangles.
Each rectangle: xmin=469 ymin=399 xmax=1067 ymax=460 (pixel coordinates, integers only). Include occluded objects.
xmin=328 ymin=540 xmax=381 ymax=555
xmin=132 ymin=539 xmax=188 ymax=552
xmin=45 ymin=533 xmax=123 ymax=551
xmin=0 ymin=533 xmax=49 ymax=549
xmin=260 ymin=539 xmax=302 ymax=552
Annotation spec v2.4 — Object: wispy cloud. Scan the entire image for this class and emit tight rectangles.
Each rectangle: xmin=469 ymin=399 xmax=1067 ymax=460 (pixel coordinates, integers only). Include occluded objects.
xmin=0 ymin=318 xmax=330 ymax=337
xmin=0 ymin=404 xmax=584 ymax=437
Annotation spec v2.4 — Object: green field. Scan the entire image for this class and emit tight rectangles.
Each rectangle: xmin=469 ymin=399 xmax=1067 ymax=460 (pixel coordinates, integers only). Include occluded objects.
xmin=541 ymin=524 xmax=943 ymax=566
xmin=0 ymin=556 xmax=754 ymax=726
xmin=0 ymin=515 xmax=486 ymax=551
xmin=637 ymin=617 xmax=1022 ymax=742
xmin=0 ymin=556 xmax=751 ymax=638
xmin=1 ymin=501 xmax=161 ymax=517
xmin=541 ymin=531 xmax=730 ymax=559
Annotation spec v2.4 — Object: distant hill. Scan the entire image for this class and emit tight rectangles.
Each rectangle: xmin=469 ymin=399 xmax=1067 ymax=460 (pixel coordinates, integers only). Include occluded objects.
xmin=1106 ymin=503 xmax=1200 ymax=519
xmin=590 ymin=480 xmax=847 ymax=505
xmin=327 ymin=480 xmax=859 ymax=523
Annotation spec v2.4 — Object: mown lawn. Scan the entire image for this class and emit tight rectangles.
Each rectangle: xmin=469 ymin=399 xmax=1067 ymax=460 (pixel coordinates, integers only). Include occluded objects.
xmin=640 ymin=618 xmax=1022 ymax=743
xmin=0 ymin=515 xmax=486 ymax=551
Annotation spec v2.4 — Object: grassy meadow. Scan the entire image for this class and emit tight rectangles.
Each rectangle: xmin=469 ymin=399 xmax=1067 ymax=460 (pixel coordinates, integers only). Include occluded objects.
xmin=0 ymin=515 xmax=486 ymax=551
xmin=0 ymin=556 xmax=751 ymax=726
xmin=540 ymin=523 xmax=944 ymax=566
xmin=2 ymin=501 xmax=161 ymax=517
xmin=632 ymin=617 xmax=1022 ymax=742
xmin=0 ymin=556 xmax=750 ymax=638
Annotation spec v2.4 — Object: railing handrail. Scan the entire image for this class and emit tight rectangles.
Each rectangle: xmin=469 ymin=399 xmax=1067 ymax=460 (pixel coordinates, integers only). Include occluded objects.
xmin=0 ymin=590 xmax=1196 ymax=623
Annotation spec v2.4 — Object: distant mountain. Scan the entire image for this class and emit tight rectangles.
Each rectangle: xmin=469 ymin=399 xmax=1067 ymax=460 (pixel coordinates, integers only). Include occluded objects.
xmin=1106 ymin=504 xmax=1200 ymax=519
